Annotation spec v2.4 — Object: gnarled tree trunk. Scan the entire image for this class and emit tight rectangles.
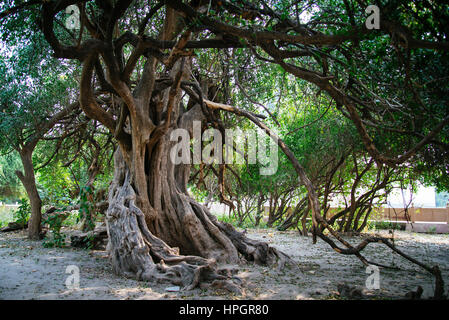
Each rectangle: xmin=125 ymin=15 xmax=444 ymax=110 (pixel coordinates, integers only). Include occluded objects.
xmin=16 ymin=146 xmax=42 ymax=240
xmin=61 ymin=5 xmax=292 ymax=290
xmin=105 ymin=101 xmax=290 ymax=288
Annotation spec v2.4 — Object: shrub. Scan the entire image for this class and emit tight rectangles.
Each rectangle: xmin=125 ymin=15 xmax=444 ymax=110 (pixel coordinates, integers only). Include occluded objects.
xmin=42 ymin=210 xmax=68 ymax=248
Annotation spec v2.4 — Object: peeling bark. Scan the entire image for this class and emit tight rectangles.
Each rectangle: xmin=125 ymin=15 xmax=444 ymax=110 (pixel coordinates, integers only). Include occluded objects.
xmin=100 ymin=56 xmax=293 ymax=288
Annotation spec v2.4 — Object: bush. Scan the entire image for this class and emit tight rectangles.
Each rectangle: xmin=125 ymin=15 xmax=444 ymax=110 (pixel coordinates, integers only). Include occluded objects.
xmin=77 ymin=185 xmax=96 ymax=231
xmin=217 ymin=213 xmax=269 ymax=229
xmin=370 ymin=221 xmax=405 ymax=231
xmin=42 ymin=210 xmax=68 ymax=248
xmin=14 ymin=198 xmax=30 ymax=226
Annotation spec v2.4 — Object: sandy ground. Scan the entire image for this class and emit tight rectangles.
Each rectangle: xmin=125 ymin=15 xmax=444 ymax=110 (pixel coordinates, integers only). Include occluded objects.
xmin=0 ymin=228 xmax=448 ymax=300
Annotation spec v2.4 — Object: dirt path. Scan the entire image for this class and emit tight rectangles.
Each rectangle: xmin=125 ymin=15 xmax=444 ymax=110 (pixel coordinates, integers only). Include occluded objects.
xmin=0 ymin=228 xmax=448 ymax=299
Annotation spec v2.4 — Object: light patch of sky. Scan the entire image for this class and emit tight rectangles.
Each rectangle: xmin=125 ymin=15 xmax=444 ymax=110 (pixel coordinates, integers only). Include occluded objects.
xmin=299 ymin=4 xmax=319 ymax=24
xmin=0 ymin=40 xmax=13 ymax=58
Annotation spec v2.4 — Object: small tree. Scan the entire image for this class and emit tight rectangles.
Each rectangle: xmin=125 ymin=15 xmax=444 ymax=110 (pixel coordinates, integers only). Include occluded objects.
xmin=0 ymin=25 xmax=79 ymax=239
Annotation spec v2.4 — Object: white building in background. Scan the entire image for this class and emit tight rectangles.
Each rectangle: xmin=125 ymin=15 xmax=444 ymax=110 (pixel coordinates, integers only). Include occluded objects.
xmin=325 ymin=181 xmax=439 ymax=209
xmin=386 ymin=183 xmax=436 ymax=208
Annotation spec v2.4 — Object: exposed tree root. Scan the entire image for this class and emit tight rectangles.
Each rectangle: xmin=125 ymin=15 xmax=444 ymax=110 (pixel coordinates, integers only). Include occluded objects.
xmin=317 ymin=228 xmax=446 ymax=299
xmin=70 ymin=226 xmax=108 ymax=249
xmin=108 ymin=171 xmax=221 ymax=289
xmin=188 ymin=199 xmax=296 ymax=269
xmin=211 ymin=99 xmax=446 ymax=300
xmin=105 ymin=163 xmax=291 ymax=291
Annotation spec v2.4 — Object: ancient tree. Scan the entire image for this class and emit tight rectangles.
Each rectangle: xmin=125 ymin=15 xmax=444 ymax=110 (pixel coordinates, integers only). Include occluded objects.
xmin=0 ymin=25 xmax=79 ymax=239
xmin=2 ymin=0 xmax=448 ymax=295
xmin=30 ymin=0 xmax=292 ymax=288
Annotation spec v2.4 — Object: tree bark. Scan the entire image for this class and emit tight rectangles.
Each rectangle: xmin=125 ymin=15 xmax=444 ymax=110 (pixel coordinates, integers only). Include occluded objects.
xmin=104 ymin=98 xmax=292 ymax=288
xmin=16 ymin=147 xmax=42 ymax=240
xmin=69 ymin=7 xmax=292 ymax=289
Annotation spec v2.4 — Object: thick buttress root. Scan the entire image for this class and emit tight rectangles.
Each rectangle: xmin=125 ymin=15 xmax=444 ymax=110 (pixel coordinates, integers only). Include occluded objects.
xmin=106 ymin=171 xmax=236 ymax=290
xmin=189 ymin=200 xmax=295 ymax=270
xmin=106 ymin=168 xmax=293 ymax=291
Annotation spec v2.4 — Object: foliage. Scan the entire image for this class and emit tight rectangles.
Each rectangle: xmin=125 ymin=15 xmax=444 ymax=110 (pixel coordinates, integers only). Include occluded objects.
xmin=0 ymin=205 xmax=15 ymax=228
xmin=13 ymin=198 xmax=30 ymax=226
xmin=42 ymin=211 xmax=68 ymax=248
xmin=0 ymin=152 xmax=24 ymax=201
xmin=78 ymin=185 xmax=96 ymax=230
xmin=367 ymin=221 xmax=405 ymax=231
xmin=216 ymin=213 xmax=269 ymax=230
xmin=0 ymin=0 xmax=447 ymax=242
xmin=0 ymin=32 xmax=78 ymax=153
xmin=37 ymin=160 xmax=76 ymax=207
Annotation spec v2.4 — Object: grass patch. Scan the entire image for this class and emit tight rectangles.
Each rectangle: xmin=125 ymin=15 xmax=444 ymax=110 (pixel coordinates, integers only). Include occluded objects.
xmin=368 ymin=221 xmax=406 ymax=231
